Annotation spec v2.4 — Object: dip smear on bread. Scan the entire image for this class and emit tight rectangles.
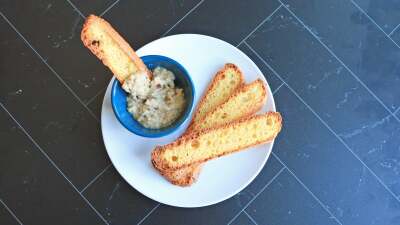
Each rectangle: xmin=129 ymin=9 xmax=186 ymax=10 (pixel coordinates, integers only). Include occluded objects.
xmin=122 ymin=67 xmax=185 ymax=129
xmin=81 ymin=15 xmax=185 ymax=129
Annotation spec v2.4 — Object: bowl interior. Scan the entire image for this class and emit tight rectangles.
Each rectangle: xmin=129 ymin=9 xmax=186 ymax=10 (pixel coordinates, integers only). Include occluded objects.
xmin=111 ymin=55 xmax=194 ymax=138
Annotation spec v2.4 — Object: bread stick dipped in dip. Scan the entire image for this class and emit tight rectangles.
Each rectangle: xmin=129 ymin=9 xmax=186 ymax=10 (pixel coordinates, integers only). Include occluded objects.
xmin=81 ymin=15 xmax=185 ymax=129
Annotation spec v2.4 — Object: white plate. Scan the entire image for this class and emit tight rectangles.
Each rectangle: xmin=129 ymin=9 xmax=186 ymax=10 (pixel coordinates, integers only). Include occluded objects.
xmin=101 ymin=34 xmax=276 ymax=208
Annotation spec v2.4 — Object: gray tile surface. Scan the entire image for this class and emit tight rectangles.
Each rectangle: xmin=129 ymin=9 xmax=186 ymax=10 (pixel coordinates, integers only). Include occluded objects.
xmin=230 ymin=212 xmax=256 ymax=225
xmin=68 ymin=0 xmax=116 ymax=16
xmin=247 ymin=169 xmax=338 ymax=225
xmin=0 ymin=201 xmax=21 ymax=225
xmin=102 ymin=0 xmax=201 ymax=48
xmin=246 ymin=7 xmax=400 ymax=198
xmin=166 ymin=0 xmax=281 ymax=45
xmin=273 ymin=86 xmax=400 ymax=225
xmin=0 ymin=0 xmax=112 ymax=102
xmin=282 ymin=0 xmax=400 ymax=112
xmin=0 ymin=17 xmax=110 ymax=190
xmin=353 ymin=0 xmax=400 ymax=34
xmin=83 ymin=166 xmax=157 ymax=225
xmin=1 ymin=0 xmax=400 ymax=224
xmin=0 ymin=108 xmax=105 ymax=225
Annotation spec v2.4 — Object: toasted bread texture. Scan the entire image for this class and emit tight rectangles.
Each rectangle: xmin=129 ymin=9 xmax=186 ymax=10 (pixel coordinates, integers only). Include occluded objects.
xmin=151 ymin=162 xmax=202 ymax=186
xmin=161 ymin=79 xmax=266 ymax=186
xmin=190 ymin=79 xmax=266 ymax=132
xmin=189 ymin=63 xmax=244 ymax=129
xmin=152 ymin=112 xmax=282 ymax=171
xmin=154 ymin=64 xmax=245 ymax=186
xmin=81 ymin=15 xmax=150 ymax=82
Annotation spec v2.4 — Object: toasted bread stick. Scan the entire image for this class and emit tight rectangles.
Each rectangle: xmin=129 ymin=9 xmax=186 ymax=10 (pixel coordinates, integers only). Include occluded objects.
xmin=81 ymin=15 xmax=150 ymax=82
xmin=152 ymin=112 xmax=282 ymax=171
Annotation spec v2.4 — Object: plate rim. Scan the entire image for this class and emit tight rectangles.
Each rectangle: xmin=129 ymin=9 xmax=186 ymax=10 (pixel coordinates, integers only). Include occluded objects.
xmin=101 ymin=33 xmax=276 ymax=208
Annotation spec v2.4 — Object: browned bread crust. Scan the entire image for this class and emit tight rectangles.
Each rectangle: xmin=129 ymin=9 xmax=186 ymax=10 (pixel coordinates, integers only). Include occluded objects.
xmin=189 ymin=79 xmax=267 ymax=132
xmin=154 ymin=64 xmax=245 ymax=186
xmin=187 ymin=63 xmax=244 ymax=131
xmin=160 ymin=79 xmax=265 ymax=186
xmin=81 ymin=15 xmax=150 ymax=82
xmin=151 ymin=161 xmax=202 ymax=186
xmin=152 ymin=112 xmax=282 ymax=171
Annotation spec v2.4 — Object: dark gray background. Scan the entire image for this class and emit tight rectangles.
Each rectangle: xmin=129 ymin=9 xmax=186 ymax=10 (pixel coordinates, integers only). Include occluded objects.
xmin=1 ymin=0 xmax=400 ymax=224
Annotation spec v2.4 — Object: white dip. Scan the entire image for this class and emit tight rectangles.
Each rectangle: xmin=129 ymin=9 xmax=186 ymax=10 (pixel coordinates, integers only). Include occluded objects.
xmin=122 ymin=67 xmax=186 ymax=129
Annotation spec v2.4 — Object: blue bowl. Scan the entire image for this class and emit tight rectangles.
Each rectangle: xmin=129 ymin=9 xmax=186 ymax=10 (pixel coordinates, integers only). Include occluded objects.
xmin=111 ymin=55 xmax=195 ymax=138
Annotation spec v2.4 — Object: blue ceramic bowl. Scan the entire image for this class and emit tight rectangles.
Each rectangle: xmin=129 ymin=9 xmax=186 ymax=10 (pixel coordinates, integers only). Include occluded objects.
xmin=111 ymin=55 xmax=195 ymax=138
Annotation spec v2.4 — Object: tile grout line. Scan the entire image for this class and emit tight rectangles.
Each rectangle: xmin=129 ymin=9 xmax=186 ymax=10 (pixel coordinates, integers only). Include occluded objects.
xmin=65 ymin=0 xmax=85 ymax=19
xmin=348 ymin=0 xmax=389 ymax=36
xmin=0 ymin=198 xmax=24 ymax=225
xmin=278 ymin=1 xmax=400 ymax=123
xmin=245 ymin=41 xmax=343 ymax=225
xmin=2 ymin=10 xmax=111 ymax=224
xmin=0 ymin=103 xmax=110 ymax=225
xmin=394 ymin=106 xmax=400 ymax=115
xmin=0 ymin=104 xmax=76 ymax=191
xmin=85 ymin=85 xmax=108 ymax=106
xmin=161 ymin=0 xmax=205 ymax=37
xmin=136 ymin=203 xmax=160 ymax=225
xmin=272 ymin=83 xmax=285 ymax=95
xmin=389 ymin=23 xmax=400 ymax=37
xmin=349 ymin=0 xmax=400 ymax=49
xmin=79 ymin=194 xmax=110 ymax=225
xmin=4 ymin=1 xmax=396 ymax=224
xmin=275 ymin=2 xmax=400 ymax=197
xmin=227 ymin=166 xmax=286 ymax=225
xmin=77 ymin=9 xmax=286 ymax=216
xmin=86 ymin=0 xmax=205 ymax=101
xmin=86 ymin=0 xmax=205 ymax=102
xmin=284 ymin=81 xmax=400 ymax=201
xmin=80 ymin=164 xmax=112 ymax=193
xmin=0 ymin=11 xmax=99 ymax=123
xmin=243 ymin=210 xmax=259 ymax=225
xmin=271 ymin=153 xmax=343 ymax=225
xmin=236 ymin=4 xmax=283 ymax=47
xmin=244 ymin=41 xmax=400 ymax=208
xmin=86 ymin=0 xmax=204 ymax=102
xmin=100 ymin=0 xmax=120 ymax=17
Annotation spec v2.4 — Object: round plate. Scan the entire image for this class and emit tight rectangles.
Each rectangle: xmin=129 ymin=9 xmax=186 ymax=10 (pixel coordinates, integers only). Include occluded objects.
xmin=101 ymin=34 xmax=276 ymax=208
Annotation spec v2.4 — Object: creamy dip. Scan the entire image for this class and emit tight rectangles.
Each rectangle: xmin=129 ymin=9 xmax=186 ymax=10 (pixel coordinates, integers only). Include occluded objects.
xmin=122 ymin=67 xmax=186 ymax=129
